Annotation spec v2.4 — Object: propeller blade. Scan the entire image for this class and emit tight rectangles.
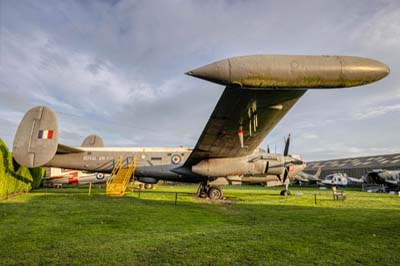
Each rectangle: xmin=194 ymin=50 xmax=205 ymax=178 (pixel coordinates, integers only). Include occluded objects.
xmin=284 ymin=133 xmax=291 ymax=156
xmin=291 ymin=159 xmax=304 ymax=165
xmin=265 ymin=161 xmax=269 ymax=174
xmin=283 ymin=166 xmax=289 ymax=184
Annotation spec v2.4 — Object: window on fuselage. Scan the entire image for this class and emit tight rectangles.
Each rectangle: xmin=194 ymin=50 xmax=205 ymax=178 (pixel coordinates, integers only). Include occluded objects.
xmin=151 ymin=157 xmax=162 ymax=161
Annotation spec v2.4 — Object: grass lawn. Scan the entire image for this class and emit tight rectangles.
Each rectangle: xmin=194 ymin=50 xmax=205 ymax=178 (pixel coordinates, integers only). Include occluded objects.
xmin=0 ymin=185 xmax=399 ymax=266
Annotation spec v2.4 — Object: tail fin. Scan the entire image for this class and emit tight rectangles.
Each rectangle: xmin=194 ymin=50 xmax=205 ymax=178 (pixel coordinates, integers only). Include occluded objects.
xmin=81 ymin=135 xmax=104 ymax=147
xmin=13 ymin=106 xmax=58 ymax=168
xmin=314 ymin=167 xmax=322 ymax=178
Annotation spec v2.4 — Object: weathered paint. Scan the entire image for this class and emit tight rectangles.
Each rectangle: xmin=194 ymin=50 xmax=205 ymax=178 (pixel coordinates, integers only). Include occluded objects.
xmin=187 ymin=55 xmax=389 ymax=89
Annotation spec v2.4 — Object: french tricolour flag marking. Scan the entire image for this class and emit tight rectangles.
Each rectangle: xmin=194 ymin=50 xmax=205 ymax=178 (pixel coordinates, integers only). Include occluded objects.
xmin=38 ymin=130 xmax=54 ymax=140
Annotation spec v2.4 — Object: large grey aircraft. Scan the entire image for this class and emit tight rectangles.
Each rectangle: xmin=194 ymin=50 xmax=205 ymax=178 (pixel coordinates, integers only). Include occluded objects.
xmin=12 ymin=55 xmax=389 ymax=199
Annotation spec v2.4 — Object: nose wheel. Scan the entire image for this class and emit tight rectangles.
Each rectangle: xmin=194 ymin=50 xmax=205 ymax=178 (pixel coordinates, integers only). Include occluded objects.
xmin=197 ymin=183 xmax=224 ymax=200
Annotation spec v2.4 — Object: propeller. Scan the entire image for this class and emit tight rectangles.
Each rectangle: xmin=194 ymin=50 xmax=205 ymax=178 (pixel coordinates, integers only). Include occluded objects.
xmin=284 ymin=133 xmax=290 ymax=156
xmin=267 ymin=145 xmax=270 ymax=154
xmin=282 ymin=133 xmax=300 ymax=184
xmin=283 ymin=166 xmax=289 ymax=184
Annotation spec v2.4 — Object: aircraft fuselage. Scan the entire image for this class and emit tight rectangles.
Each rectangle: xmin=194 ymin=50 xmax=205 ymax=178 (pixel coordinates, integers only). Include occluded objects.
xmin=46 ymin=146 xmax=305 ymax=184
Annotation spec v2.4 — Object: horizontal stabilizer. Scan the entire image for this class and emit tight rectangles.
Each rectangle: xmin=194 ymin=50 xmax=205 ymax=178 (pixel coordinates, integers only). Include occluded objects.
xmin=57 ymin=144 xmax=84 ymax=154
xmin=13 ymin=106 xmax=59 ymax=168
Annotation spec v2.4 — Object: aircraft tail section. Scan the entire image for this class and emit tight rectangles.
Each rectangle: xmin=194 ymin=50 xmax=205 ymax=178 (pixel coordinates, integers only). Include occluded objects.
xmin=13 ymin=106 xmax=59 ymax=168
xmin=314 ymin=167 xmax=322 ymax=178
xmin=81 ymin=135 xmax=104 ymax=147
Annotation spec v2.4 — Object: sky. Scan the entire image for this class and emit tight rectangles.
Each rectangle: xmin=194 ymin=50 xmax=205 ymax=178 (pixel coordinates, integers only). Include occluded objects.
xmin=0 ymin=0 xmax=399 ymax=161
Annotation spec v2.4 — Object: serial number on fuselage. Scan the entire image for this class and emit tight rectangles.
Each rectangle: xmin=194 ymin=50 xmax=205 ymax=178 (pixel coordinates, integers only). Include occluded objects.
xmin=83 ymin=156 xmax=115 ymax=161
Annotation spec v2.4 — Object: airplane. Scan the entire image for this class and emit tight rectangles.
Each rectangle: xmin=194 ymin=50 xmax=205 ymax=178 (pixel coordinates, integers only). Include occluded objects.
xmin=362 ymin=169 xmax=400 ymax=189
xmin=42 ymin=168 xmax=109 ymax=188
xmin=11 ymin=54 xmax=389 ymax=199
xmin=318 ymin=172 xmax=363 ymax=187
xmin=295 ymin=167 xmax=322 ymax=184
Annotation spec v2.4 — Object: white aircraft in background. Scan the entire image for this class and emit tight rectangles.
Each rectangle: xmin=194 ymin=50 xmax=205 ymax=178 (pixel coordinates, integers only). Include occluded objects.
xmin=319 ymin=173 xmax=363 ymax=187
xmin=42 ymin=168 xmax=109 ymax=188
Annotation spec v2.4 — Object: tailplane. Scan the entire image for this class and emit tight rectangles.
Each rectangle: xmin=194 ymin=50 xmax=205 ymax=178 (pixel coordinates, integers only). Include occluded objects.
xmin=13 ymin=106 xmax=59 ymax=168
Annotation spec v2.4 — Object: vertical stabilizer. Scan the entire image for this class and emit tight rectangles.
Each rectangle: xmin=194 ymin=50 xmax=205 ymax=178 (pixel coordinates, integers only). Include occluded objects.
xmin=314 ymin=167 xmax=322 ymax=178
xmin=81 ymin=135 xmax=104 ymax=147
xmin=13 ymin=106 xmax=59 ymax=168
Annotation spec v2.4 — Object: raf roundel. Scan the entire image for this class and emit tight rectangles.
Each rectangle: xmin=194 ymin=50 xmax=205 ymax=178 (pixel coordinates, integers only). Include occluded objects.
xmin=171 ymin=154 xmax=182 ymax=165
xmin=96 ymin=173 xmax=105 ymax=180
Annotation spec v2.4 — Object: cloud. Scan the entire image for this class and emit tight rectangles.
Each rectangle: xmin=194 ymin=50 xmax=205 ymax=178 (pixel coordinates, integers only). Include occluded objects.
xmin=1 ymin=0 xmax=400 ymax=162
xmin=353 ymin=104 xmax=400 ymax=120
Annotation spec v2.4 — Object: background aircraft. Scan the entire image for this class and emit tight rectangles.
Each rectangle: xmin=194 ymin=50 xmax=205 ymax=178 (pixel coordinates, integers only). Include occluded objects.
xmin=318 ymin=173 xmax=363 ymax=187
xmin=363 ymin=169 xmax=400 ymax=190
xmin=295 ymin=167 xmax=322 ymax=184
xmin=42 ymin=168 xmax=109 ymax=188
xmin=12 ymin=55 xmax=389 ymax=199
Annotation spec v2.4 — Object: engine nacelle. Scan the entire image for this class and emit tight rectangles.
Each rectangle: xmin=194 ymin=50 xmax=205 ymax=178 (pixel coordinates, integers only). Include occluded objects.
xmin=192 ymin=156 xmax=269 ymax=178
xmin=137 ymin=177 xmax=159 ymax=184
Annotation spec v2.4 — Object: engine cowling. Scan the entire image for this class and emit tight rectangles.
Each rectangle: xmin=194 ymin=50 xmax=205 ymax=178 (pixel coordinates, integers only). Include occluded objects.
xmin=192 ymin=156 xmax=276 ymax=178
xmin=137 ymin=177 xmax=159 ymax=184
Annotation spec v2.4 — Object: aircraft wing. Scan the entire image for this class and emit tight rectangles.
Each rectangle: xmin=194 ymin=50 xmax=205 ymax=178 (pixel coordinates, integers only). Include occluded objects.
xmin=184 ymin=87 xmax=307 ymax=166
xmin=307 ymin=176 xmax=322 ymax=182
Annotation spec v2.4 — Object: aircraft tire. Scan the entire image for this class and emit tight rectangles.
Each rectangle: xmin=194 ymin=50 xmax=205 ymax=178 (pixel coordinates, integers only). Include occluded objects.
xmin=280 ymin=190 xmax=291 ymax=196
xmin=144 ymin=184 xmax=153 ymax=189
xmin=199 ymin=192 xmax=208 ymax=198
xmin=208 ymin=186 xmax=223 ymax=200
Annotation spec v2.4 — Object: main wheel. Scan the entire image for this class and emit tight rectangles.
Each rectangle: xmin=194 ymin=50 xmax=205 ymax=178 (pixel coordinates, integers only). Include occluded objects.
xmin=144 ymin=184 xmax=153 ymax=189
xmin=280 ymin=190 xmax=291 ymax=196
xmin=208 ymin=186 xmax=223 ymax=200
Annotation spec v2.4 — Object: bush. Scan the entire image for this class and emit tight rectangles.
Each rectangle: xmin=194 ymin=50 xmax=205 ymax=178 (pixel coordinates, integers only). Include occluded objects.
xmin=0 ymin=138 xmax=45 ymax=197
xmin=29 ymin=167 xmax=46 ymax=189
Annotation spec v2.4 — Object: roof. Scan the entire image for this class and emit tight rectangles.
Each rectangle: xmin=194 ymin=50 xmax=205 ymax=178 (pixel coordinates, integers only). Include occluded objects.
xmin=305 ymin=153 xmax=400 ymax=171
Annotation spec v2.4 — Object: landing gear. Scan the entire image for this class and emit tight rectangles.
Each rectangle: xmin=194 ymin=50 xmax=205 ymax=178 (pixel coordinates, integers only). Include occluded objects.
xmin=280 ymin=190 xmax=291 ymax=196
xmin=280 ymin=179 xmax=291 ymax=196
xmin=144 ymin=184 xmax=153 ymax=189
xmin=197 ymin=183 xmax=224 ymax=200
xmin=208 ymin=186 xmax=224 ymax=200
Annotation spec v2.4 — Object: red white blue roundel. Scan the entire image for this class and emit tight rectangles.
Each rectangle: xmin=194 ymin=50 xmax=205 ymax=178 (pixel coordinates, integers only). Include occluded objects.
xmin=171 ymin=154 xmax=182 ymax=164
xmin=96 ymin=173 xmax=105 ymax=180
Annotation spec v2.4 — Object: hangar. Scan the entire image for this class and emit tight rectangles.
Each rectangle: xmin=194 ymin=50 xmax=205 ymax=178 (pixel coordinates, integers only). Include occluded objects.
xmin=305 ymin=153 xmax=400 ymax=178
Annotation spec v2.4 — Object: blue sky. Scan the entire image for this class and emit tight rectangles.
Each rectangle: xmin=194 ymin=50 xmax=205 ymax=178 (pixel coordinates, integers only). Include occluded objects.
xmin=0 ymin=0 xmax=399 ymax=161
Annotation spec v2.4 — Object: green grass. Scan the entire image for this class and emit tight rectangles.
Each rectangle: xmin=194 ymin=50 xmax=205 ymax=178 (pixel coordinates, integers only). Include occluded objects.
xmin=1 ymin=185 xmax=399 ymax=266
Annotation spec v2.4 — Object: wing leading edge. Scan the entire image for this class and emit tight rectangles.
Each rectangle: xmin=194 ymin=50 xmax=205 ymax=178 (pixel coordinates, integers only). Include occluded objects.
xmin=184 ymin=87 xmax=307 ymax=167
